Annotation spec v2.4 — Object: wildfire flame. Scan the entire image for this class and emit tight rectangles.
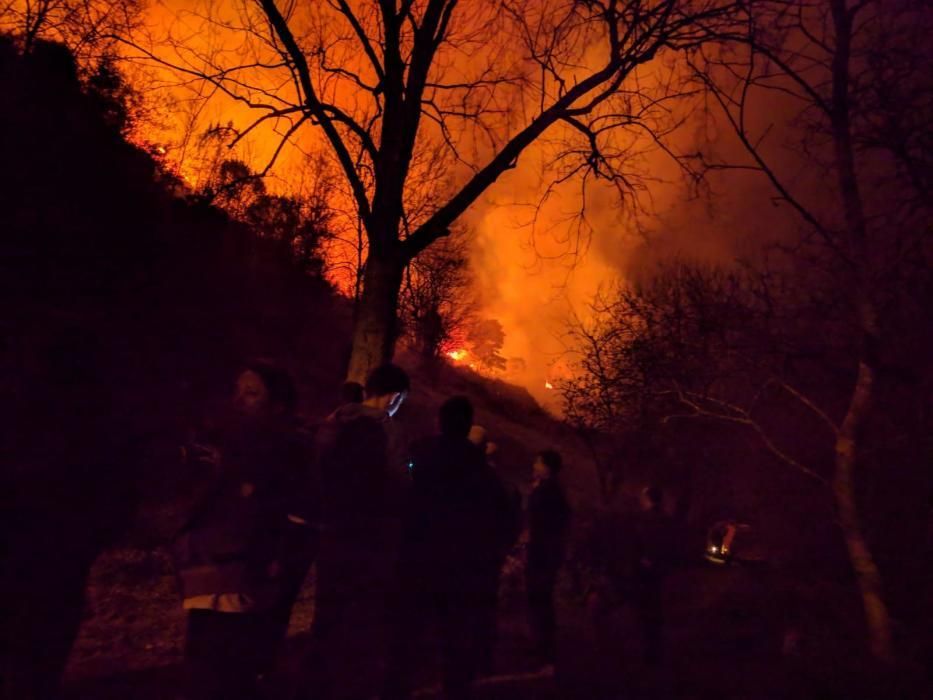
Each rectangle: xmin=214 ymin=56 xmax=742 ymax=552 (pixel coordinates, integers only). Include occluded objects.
xmin=122 ymin=1 xmax=656 ymax=405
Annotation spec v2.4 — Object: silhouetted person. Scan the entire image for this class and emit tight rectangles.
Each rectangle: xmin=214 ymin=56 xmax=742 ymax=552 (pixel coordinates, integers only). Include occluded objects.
xmin=468 ymin=425 xmax=522 ymax=675
xmin=526 ymin=449 xmax=571 ymax=667
xmin=383 ymin=398 xmax=511 ymax=700
xmin=306 ymin=363 xmax=410 ymax=700
xmin=632 ymin=485 xmax=676 ymax=666
xmin=173 ymin=361 xmax=314 ymax=700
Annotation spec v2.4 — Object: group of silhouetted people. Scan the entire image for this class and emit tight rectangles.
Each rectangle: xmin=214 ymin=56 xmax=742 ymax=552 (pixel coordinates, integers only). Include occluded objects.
xmin=171 ymin=361 xmax=572 ymax=700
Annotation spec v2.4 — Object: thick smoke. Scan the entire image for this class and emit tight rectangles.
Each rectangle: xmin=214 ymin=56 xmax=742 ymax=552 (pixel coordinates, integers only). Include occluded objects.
xmin=465 ymin=71 xmax=815 ymax=410
xmin=131 ymin=1 xmax=817 ymax=409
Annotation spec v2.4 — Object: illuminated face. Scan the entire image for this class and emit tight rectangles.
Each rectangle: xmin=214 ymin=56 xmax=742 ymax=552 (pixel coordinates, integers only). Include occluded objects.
xmin=234 ymin=370 xmax=271 ymax=417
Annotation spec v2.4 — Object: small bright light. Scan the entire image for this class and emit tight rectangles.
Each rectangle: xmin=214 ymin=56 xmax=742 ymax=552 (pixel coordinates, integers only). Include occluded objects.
xmin=447 ymin=349 xmax=467 ymax=361
xmin=710 ymin=546 xmax=719 ymax=553
xmin=545 ymin=381 xmax=554 ymax=390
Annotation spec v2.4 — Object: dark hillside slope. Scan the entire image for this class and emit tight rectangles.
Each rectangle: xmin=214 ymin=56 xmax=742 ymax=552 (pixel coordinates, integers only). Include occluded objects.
xmin=0 ymin=36 xmax=348 ymax=698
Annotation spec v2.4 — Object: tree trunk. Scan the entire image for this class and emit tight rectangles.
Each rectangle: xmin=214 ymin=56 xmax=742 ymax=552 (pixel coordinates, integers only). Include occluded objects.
xmin=346 ymin=251 xmax=405 ymax=382
xmin=833 ymin=304 xmax=893 ymax=663
xmin=827 ymin=0 xmax=893 ymax=663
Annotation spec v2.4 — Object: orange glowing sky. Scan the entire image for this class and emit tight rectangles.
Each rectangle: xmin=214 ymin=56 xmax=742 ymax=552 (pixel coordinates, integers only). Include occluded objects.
xmin=124 ymin=0 xmax=803 ymax=408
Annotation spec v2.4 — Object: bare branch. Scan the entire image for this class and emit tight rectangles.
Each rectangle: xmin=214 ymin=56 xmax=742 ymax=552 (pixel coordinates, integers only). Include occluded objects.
xmin=664 ymin=389 xmax=829 ymax=486
xmin=258 ymin=0 xmax=372 ymax=224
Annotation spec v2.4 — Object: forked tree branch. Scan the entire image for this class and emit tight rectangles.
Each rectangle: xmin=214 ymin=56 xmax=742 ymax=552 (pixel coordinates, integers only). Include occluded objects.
xmin=662 ymin=388 xmax=829 ymax=486
xmin=258 ymin=0 xmax=373 ymax=225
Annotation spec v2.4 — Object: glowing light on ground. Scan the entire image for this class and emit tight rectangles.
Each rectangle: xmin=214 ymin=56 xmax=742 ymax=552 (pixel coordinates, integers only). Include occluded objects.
xmin=545 ymin=381 xmax=554 ymax=390
xmin=447 ymin=349 xmax=468 ymax=361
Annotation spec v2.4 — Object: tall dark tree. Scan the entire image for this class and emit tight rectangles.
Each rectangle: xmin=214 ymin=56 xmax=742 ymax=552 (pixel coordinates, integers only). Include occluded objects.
xmin=122 ymin=0 xmax=741 ymax=380
xmin=686 ymin=0 xmax=933 ymax=661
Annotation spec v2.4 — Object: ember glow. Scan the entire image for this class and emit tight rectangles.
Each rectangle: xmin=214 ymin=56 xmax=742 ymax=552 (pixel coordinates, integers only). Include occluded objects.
xmin=447 ymin=349 xmax=468 ymax=362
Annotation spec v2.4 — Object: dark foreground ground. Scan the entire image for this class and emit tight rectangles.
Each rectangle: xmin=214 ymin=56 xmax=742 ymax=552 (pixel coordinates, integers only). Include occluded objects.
xmin=60 ymin=543 xmax=931 ymax=700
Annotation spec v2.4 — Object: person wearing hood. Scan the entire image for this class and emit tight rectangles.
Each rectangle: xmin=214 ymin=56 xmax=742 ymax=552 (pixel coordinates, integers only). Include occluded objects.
xmin=304 ymin=363 xmax=410 ymax=700
xmin=383 ymin=397 xmax=512 ymax=700
xmin=173 ymin=361 xmax=313 ymax=700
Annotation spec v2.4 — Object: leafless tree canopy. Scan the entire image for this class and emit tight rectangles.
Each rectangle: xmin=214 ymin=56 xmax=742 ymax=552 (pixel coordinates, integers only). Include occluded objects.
xmin=2 ymin=0 xmax=141 ymax=58
xmin=121 ymin=0 xmax=740 ymax=250
xmin=116 ymin=0 xmax=743 ymax=378
xmin=689 ymin=0 xmax=932 ymax=284
xmin=561 ymin=261 xmax=846 ymax=476
xmin=564 ymin=0 xmax=933 ymax=662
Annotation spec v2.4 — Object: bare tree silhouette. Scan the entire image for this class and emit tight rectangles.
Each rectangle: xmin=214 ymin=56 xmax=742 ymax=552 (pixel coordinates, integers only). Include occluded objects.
xmin=688 ymin=0 xmax=933 ymax=662
xmin=118 ymin=0 xmax=741 ymax=379
xmin=2 ymin=0 xmax=141 ymax=58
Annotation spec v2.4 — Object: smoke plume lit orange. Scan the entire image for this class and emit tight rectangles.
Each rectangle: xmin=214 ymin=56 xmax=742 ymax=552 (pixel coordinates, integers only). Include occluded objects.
xmin=115 ymin=1 xmax=804 ymax=411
